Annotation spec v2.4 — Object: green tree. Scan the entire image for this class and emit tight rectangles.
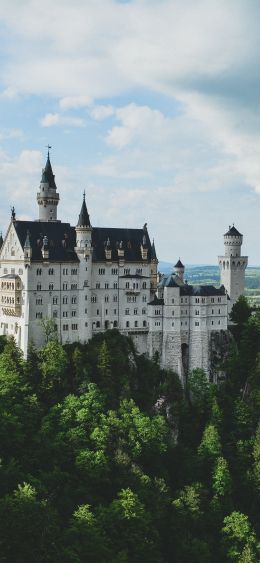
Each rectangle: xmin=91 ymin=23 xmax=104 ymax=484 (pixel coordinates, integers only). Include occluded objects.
xmin=222 ymin=511 xmax=260 ymax=562
xmin=212 ymin=457 xmax=232 ymax=497
xmin=230 ymin=296 xmax=251 ymax=326
xmin=198 ymin=424 xmax=222 ymax=463
xmin=0 ymin=482 xmax=59 ymax=562
xmin=40 ymin=318 xmax=58 ymax=343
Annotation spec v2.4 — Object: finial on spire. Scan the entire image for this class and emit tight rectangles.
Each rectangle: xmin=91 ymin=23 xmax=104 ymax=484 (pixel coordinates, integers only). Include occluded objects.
xmin=83 ymin=190 xmax=86 ymax=201
xmin=11 ymin=206 xmax=16 ymax=221
xmin=46 ymin=144 xmax=52 ymax=157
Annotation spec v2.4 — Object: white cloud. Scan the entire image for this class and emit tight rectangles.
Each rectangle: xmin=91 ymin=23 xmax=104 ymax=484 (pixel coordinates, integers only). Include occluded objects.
xmin=40 ymin=113 xmax=85 ymax=128
xmin=59 ymin=95 xmax=92 ymax=110
xmin=90 ymin=105 xmax=115 ymax=120
xmin=0 ymin=128 xmax=23 ymax=140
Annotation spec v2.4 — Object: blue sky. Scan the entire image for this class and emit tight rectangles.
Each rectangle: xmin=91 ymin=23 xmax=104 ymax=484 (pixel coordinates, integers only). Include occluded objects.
xmin=0 ymin=0 xmax=260 ymax=264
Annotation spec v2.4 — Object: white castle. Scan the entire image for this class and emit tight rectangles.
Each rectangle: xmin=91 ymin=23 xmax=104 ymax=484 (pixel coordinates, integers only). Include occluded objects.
xmin=0 ymin=152 xmax=248 ymax=381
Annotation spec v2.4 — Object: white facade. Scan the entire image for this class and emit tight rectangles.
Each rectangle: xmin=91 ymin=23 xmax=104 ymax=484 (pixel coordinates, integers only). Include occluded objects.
xmin=0 ymin=156 xmax=248 ymax=381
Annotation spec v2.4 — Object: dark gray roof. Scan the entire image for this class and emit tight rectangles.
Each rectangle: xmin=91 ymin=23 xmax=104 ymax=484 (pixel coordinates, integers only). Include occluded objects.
xmin=13 ymin=221 xmax=153 ymax=263
xmin=148 ymin=295 xmax=164 ymax=306
xmin=14 ymin=221 xmax=79 ymax=262
xmin=175 ymin=259 xmax=184 ymax=268
xmin=224 ymin=225 xmax=242 ymax=237
xmin=180 ymin=284 xmax=226 ymax=296
xmin=158 ymin=273 xmax=183 ymax=288
xmin=91 ymin=227 xmax=153 ymax=262
xmin=77 ymin=194 xmax=90 ymax=227
xmin=41 ymin=152 xmax=57 ymax=189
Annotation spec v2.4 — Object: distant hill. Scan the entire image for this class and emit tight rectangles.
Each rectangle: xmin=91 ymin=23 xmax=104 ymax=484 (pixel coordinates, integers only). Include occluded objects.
xmin=158 ymin=262 xmax=260 ymax=307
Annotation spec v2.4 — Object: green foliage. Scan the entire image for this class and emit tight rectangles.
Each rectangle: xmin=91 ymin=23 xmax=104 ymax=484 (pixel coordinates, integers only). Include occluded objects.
xmin=40 ymin=317 xmax=58 ymax=343
xmin=230 ymin=296 xmax=251 ymax=326
xmin=212 ymin=457 xmax=232 ymax=497
xmin=222 ymin=511 xmax=260 ymax=562
xmin=0 ymin=325 xmax=259 ymax=561
xmin=198 ymin=424 xmax=222 ymax=463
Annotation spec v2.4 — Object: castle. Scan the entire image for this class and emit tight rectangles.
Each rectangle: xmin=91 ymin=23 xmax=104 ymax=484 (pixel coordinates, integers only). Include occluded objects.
xmin=0 ymin=152 xmax=248 ymax=381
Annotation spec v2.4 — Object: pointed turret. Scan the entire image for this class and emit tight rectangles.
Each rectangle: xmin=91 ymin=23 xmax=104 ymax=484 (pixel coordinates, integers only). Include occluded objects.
xmin=77 ymin=192 xmax=91 ymax=227
xmin=41 ymin=150 xmax=57 ymax=189
xmin=175 ymin=258 xmax=185 ymax=282
xmin=37 ymin=148 xmax=60 ymax=222
xmin=75 ymin=192 xmax=92 ymax=252
xmin=24 ymin=229 xmax=32 ymax=261
xmin=151 ymin=239 xmax=157 ymax=261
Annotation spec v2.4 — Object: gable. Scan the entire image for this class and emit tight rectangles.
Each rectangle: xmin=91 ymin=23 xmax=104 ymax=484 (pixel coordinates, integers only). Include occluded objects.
xmin=0 ymin=222 xmax=24 ymax=261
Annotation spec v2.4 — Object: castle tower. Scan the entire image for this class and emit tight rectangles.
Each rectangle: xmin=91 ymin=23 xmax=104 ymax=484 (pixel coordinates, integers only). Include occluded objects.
xmin=218 ymin=225 xmax=248 ymax=313
xmin=150 ymin=239 xmax=158 ymax=293
xmin=75 ymin=192 xmax=92 ymax=249
xmin=37 ymin=149 xmax=60 ymax=222
xmin=175 ymin=259 xmax=185 ymax=282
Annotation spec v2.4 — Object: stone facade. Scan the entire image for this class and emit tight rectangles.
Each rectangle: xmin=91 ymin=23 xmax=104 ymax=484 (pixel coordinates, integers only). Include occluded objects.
xmin=0 ymin=154 xmax=248 ymax=380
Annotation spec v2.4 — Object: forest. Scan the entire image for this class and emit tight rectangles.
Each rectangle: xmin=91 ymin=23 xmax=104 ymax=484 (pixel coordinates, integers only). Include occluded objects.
xmin=0 ymin=297 xmax=259 ymax=562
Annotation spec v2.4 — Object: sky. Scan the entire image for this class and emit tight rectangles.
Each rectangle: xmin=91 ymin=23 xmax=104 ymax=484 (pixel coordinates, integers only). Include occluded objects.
xmin=0 ymin=0 xmax=259 ymax=265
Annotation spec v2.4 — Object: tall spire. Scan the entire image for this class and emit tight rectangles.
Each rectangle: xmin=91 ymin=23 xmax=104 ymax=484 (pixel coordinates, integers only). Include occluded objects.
xmin=41 ymin=147 xmax=57 ymax=189
xmin=37 ymin=147 xmax=60 ymax=222
xmin=151 ymin=239 xmax=157 ymax=260
xmin=77 ymin=191 xmax=91 ymax=227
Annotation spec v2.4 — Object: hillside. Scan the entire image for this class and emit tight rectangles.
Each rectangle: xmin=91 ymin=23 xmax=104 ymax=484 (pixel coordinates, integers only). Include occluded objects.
xmin=0 ymin=315 xmax=259 ymax=562
xmin=159 ymin=263 xmax=260 ymax=307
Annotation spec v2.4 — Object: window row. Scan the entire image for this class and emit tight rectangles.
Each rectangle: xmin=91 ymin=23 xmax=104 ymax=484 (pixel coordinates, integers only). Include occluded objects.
xmin=36 ymin=268 xmax=78 ymax=276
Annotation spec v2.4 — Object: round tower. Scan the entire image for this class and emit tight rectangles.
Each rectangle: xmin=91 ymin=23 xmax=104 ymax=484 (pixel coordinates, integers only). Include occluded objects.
xmin=175 ymin=259 xmax=185 ymax=282
xmin=37 ymin=149 xmax=60 ymax=222
xmin=75 ymin=192 xmax=92 ymax=249
xmin=218 ymin=225 xmax=248 ymax=313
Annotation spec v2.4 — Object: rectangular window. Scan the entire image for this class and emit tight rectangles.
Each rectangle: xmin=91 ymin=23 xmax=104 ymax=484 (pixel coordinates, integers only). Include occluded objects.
xmin=63 ymin=268 xmax=68 ymax=275
xmin=195 ymin=321 xmax=199 ymax=326
xmin=114 ymin=309 xmax=117 ymax=315
xmin=124 ymin=268 xmax=130 ymax=275
xmin=72 ymin=310 xmax=76 ymax=317
xmin=71 ymin=296 xmax=77 ymax=304
xmin=49 ymin=283 xmax=54 ymax=291
xmin=63 ymin=324 xmax=69 ymax=331
xmin=63 ymin=311 xmax=68 ymax=317
xmin=112 ymin=268 xmax=118 ymax=275
xmin=134 ymin=321 xmax=138 ymax=327
xmin=96 ymin=309 xmax=100 ymax=315
xmin=63 ymin=283 xmax=67 ymax=290
xmin=63 ymin=297 xmax=68 ymax=304
xmin=35 ymin=312 xmax=42 ymax=319
xmin=113 ymin=295 xmax=118 ymax=302
xmin=71 ymin=283 xmax=77 ymax=290
xmin=72 ymin=324 xmax=78 ymax=330
xmin=134 ymin=308 xmax=138 ymax=315
xmin=53 ymin=311 xmax=58 ymax=318
xmin=125 ymin=309 xmax=130 ymax=315
xmin=105 ymin=282 xmax=109 ymax=289
xmin=98 ymin=268 xmax=105 ymax=275
xmin=53 ymin=297 xmax=58 ymax=305
xmin=71 ymin=268 xmax=78 ymax=275
xmin=96 ymin=282 xmax=100 ymax=289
